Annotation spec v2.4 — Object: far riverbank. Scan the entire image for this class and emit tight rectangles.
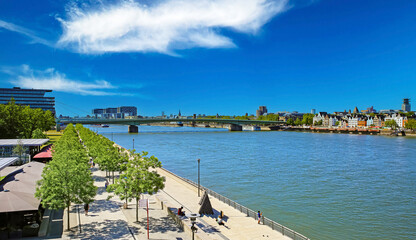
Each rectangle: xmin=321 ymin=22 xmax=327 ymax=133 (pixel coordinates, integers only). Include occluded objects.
xmin=90 ymin=125 xmax=416 ymax=240
xmin=145 ymin=122 xmax=416 ymax=137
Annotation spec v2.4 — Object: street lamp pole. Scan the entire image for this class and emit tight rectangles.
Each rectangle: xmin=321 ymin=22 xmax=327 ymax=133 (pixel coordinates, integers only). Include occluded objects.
xmin=197 ymin=158 xmax=200 ymax=197
xmin=133 ymin=138 xmax=135 ymax=150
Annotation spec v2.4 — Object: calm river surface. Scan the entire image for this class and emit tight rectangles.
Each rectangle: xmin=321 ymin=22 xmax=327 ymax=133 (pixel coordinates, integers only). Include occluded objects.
xmin=89 ymin=125 xmax=416 ymax=240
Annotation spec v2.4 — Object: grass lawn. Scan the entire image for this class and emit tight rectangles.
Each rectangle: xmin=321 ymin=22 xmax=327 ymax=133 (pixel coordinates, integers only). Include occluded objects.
xmin=0 ymin=176 xmax=5 ymax=182
xmin=45 ymin=130 xmax=63 ymax=146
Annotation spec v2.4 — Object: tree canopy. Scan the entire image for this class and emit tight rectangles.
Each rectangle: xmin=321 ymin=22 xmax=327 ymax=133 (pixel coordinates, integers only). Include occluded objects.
xmin=302 ymin=114 xmax=314 ymax=126
xmin=405 ymin=119 xmax=416 ymax=130
xmin=108 ymin=151 xmax=165 ymax=222
xmin=384 ymin=120 xmax=399 ymax=130
xmin=35 ymin=124 xmax=96 ymax=230
xmin=0 ymin=99 xmax=55 ymax=139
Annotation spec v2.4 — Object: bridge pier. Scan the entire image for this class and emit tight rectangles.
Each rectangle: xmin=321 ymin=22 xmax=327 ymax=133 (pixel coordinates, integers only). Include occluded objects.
xmin=228 ymin=124 xmax=242 ymax=131
xmin=128 ymin=125 xmax=139 ymax=133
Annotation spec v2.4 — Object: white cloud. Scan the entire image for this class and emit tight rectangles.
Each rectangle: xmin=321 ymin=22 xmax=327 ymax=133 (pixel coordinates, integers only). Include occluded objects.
xmin=58 ymin=0 xmax=288 ymax=54
xmin=0 ymin=20 xmax=54 ymax=47
xmin=2 ymin=65 xmax=133 ymax=96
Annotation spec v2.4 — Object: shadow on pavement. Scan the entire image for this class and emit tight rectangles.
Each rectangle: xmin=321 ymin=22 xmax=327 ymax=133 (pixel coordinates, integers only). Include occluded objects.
xmin=68 ymin=219 xmax=132 ymax=240
xmin=88 ymin=199 xmax=121 ymax=214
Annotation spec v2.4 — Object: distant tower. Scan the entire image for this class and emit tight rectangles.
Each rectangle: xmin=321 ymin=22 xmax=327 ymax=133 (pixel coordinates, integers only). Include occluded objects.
xmin=178 ymin=110 xmax=181 ymax=117
xmin=259 ymin=106 xmax=268 ymax=114
xmin=402 ymin=98 xmax=411 ymax=112
xmin=257 ymin=106 xmax=268 ymax=117
xmin=353 ymin=106 xmax=359 ymax=114
xmin=311 ymin=109 xmax=316 ymax=114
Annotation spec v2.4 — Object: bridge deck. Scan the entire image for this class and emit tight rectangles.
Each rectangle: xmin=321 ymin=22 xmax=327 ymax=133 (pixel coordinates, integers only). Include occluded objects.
xmin=58 ymin=118 xmax=285 ymax=126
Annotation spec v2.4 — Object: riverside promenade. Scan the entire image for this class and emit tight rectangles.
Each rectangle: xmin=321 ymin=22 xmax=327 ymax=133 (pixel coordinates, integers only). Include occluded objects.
xmin=62 ymin=165 xmax=189 ymax=240
xmin=58 ymin=164 xmax=297 ymax=240
xmin=154 ymin=168 xmax=293 ymax=240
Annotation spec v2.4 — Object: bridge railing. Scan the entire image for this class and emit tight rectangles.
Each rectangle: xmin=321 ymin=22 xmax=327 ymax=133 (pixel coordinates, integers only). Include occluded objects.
xmin=161 ymin=168 xmax=310 ymax=240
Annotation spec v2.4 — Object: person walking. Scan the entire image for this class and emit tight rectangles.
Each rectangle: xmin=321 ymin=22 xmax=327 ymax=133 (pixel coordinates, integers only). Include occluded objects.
xmin=257 ymin=211 xmax=262 ymax=224
xmin=84 ymin=203 xmax=89 ymax=216
xmin=105 ymin=180 xmax=109 ymax=190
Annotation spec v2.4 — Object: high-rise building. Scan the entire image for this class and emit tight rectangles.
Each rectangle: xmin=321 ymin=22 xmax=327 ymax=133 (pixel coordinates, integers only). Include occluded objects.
xmin=0 ymin=87 xmax=55 ymax=114
xmin=402 ymin=98 xmax=411 ymax=112
xmin=311 ymin=109 xmax=316 ymax=114
xmin=93 ymin=106 xmax=137 ymax=119
xmin=256 ymin=106 xmax=268 ymax=117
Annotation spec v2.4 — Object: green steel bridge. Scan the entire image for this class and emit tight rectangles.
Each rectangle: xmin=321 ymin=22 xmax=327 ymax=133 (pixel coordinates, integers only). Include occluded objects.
xmin=58 ymin=118 xmax=286 ymax=132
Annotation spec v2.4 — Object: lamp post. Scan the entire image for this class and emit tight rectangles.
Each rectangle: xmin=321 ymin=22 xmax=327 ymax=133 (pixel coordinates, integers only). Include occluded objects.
xmin=186 ymin=213 xmax=200 ymax=240
xmin=197 ymin=158 xmax=200 ymax=197
xmin=133 ymin=138 xmax=135 ymax=150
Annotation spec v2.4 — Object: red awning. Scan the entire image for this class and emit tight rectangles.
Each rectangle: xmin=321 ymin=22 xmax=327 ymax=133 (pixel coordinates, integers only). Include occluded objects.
xmin=33 ymin=144 xmax=53 ymax=159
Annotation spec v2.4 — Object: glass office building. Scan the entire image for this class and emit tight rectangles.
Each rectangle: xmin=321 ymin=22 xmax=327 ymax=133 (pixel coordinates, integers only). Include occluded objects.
xmin=0 ymin=87 xmax=55 ymax=115
xmin=93 ymin=106 xmax=137 ymax=119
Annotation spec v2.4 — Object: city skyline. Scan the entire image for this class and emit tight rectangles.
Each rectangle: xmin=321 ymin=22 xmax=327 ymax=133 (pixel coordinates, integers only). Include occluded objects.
xmin=0 ymin=0 xmax=415 ymax=116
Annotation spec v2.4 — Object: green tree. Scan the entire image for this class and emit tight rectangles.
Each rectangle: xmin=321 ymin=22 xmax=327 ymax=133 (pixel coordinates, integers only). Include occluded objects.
xmin=302 ymin=114 xmax=314 ymax=126
xmin=384 ymin=120 xmax=398 ymax=130
xmin=286 ymin=118 xmax=295 ymax=126
xmin=405 ymin=119 xmax=416 ymax=130
xmin=335 ymin=121 xmax=340 ymax=126
xmin=314 ymin=120 xmax=323 ymax=126
xmin=13 ymin=139 xmax=27 ymax=164
xmin=294 ymin=118 xmax=302 ymax=126
xmin=35 ymin=124 xmax=97 ymax=230
xmin=32 ymin=128 xmax=48 ymax=139
xmin=0 ymin=99 xmax=55 ymax=139
xmin=110 ymin=151 xmax=165 ymax=222
xmin=405 ymin=111 xmax=415 ymax=117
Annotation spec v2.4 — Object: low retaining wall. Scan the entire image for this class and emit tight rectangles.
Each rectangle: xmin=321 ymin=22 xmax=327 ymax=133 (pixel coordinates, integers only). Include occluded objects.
xmin=159 ymin=168 xmax=310 ymax=240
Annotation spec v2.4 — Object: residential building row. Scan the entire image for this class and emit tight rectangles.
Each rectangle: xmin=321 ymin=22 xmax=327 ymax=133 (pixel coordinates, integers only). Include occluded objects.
xmin=312 ymin=112 xmax=411 ymax=128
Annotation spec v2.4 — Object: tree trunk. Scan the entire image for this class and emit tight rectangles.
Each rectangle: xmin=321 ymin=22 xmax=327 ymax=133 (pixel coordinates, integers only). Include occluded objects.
xmin=125 ymin=190 xmax=128 ymax=208
xmin=112 ymin=171 xmax=115 ymax=184
xmin=67 ymin=204 xmax=70 ymax=230
xmin=136 ymin=198 xmax=139 ymax=222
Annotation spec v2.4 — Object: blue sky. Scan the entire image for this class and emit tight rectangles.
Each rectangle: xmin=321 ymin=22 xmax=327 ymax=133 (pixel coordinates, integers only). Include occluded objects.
xmin=0 ymin=0 xmax=415 ymax=116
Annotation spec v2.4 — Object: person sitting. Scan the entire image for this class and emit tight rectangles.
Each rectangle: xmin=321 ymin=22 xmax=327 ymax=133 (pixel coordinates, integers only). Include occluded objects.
xmin=217 ymin=216 xmax=225 ymax=226
xmin=178 ymin=206 xmax=185 ymax=216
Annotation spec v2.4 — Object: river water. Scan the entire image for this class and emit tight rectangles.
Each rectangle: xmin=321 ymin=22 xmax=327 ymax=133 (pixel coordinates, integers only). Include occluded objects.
xmin=89 ymin=125 xmax=416 ymax=240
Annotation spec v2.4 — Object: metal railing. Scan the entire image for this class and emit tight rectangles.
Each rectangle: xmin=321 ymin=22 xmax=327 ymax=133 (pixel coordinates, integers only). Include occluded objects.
xmin=161 ymin=168 xmax=310 ymax=240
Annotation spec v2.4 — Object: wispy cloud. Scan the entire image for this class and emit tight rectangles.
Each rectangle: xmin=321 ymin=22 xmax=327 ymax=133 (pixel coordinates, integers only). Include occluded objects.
xmin=58 ymin=0 xmax=288 ymax=54
xmin=0 ymin=20 xmax=54 ymax=47
xmin=1 ymin=65 xmax=137 ymax=96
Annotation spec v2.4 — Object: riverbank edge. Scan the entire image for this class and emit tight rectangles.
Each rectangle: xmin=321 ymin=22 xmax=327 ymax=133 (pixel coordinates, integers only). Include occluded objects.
xmin=112 ymin=142 xmax=309 ymax=240
xmin=146 ymin=123 xmax=416 ymax=137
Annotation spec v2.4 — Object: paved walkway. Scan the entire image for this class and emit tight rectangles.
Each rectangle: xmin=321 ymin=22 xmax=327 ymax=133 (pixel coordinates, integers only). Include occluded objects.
xmin=122 ymin=194 xmax=190 ymax=240
xmin=63 ymin=167 xmax=134 ymax=240
xmin=62 ymin=166 xmax=189 ymax=240
xmin=155 ymin=168 xmax=292 ymax=240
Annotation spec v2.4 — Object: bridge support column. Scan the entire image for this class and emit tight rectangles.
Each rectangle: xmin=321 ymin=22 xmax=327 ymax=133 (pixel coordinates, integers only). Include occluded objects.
xmin=128 ymin=125 xmax=139 ymax=133
xmin=228 ymin=124 xmax=242 ymax=131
